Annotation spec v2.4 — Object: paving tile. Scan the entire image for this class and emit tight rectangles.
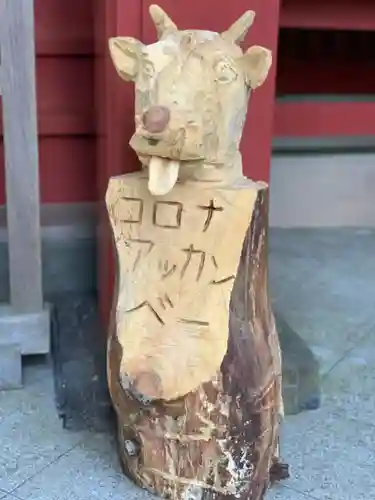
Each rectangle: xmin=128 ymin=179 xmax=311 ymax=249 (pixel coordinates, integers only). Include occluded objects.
xmin=270 ymin=228 xmax=375 ymax=372
xmin=266 ymin=485 xmax=314 ymax=499
xmin=0 ymin=362 xmax=66 ymax=422
xmin=278 ymin=407 xmax=328 ymax=463
xmin=14 ymin=431 xmax=315 ymax=500
xmin=0 ymin=491 xmax=23 ymax=500
xmin=0 ymin=359 xmax=53 ymax=420
xmin=272 ymin=303 xmax=374 ymax=374
xmin=322 ymin=330 xmax=375 ymax=425
xmin=22 ymin=355 xmax=52 ymax=386
xmin=308 ymin=345 xmax=341 ymax=376
xmin=1 ymin=226 xmax=374 ymax=500
xmin=280 ymin=410 xmax=375 ymax=499
xmin=14 ymin=432 xmax=155 ymax=500
xmin=0 ymin=374 xmax=86 ymax=491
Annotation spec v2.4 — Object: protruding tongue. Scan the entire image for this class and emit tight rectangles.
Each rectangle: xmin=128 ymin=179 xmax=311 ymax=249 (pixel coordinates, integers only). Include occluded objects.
xmin=148 ymin=156 xmax=180 ymax=196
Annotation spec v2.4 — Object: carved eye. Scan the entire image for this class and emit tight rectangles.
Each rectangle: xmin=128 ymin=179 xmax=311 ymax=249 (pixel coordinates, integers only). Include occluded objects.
xmin=215 ymin=61 xmax=237 ymax=84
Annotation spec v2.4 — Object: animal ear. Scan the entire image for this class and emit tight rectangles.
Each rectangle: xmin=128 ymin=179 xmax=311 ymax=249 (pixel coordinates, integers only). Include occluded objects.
xmin=240 ymin=45 xmax=272 ymax=89
xmin=108 ymin=37 xmax=144 ymax=82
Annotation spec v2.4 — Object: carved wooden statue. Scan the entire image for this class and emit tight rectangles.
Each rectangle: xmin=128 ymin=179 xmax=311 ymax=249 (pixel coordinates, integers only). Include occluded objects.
xmin=106 ymin=5 xmax=288 ymax=500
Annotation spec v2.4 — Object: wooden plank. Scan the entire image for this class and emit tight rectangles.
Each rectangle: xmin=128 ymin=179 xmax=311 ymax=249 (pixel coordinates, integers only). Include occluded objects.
xmin=0 ymin=57 xmax=94 ymax=136
xmin=274 ymin=100 xmax=375 ymax=137
xmin=0 ymin=138 xmax=96 ymax=204
xmin=280 ymin=0 xmax=375 ymax=31
xmin=141 ymin=0 xmax=281 ymax=183
xmin=275 ymin=26 xmax=375 ymax=137
xmin=1 ymin=0 xmax=43 ymax=312
xmin=38 ymin=138 xmax=96 ymax=203
xmin=0 ymin=1 xmax=4 ymax=94
xmin=277 ymin=58 xmax=375 ymax=95
xmin=277 ymin=29 xmax=375 ymax=95
xmin=34 ymin=57 xmax=94 ymax=135
xmin=0 ymin=144 xmax=4 ymax=202
xmin=34 ymin=0 xmax=94 ymax=55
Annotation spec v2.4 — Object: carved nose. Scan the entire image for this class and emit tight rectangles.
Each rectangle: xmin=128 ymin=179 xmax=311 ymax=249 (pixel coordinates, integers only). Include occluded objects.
xmin=142 ymin=106 xmax=170 ymax=133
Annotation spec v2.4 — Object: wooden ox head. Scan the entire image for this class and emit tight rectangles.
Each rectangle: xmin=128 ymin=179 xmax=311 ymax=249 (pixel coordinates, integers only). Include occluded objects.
xmin=109 ymin=5 xmax=272 ymax=195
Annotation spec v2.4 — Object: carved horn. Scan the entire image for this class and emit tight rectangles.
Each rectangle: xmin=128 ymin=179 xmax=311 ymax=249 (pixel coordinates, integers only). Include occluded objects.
xmin=149 ymin=4 xmax=178 ymax=39
xmin=222 ymin=10 xmax=255 ymax=44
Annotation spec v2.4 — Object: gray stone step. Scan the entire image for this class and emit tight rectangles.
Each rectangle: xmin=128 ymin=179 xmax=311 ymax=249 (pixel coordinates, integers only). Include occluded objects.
xmin=0 ymin=203 xmax=97 ymax=301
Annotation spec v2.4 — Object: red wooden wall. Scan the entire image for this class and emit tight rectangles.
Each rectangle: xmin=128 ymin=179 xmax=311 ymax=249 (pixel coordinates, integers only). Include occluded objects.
xmin=275 ymin=0 xmax=375 ymax=137
xmin=95 ymin=0 xmax=281 ymax=325
xmin=5 ymin=0 xmax=372 ymax=325
xmin=0 ymin=0 xmax=96 ymax=205
xmin=2 ymin=1 xmax=374 ymax=205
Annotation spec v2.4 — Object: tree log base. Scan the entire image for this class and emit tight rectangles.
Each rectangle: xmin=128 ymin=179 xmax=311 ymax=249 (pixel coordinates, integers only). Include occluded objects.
xmin=107 ymin=176 xmax=287 ymax=500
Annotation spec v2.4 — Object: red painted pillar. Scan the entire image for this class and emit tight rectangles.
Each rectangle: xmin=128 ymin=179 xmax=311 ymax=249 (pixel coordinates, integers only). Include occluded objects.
xmin=95 ymin=0 xmax=280 ymax=327
xmin=94 ymin=0 xmax=142 ymax=324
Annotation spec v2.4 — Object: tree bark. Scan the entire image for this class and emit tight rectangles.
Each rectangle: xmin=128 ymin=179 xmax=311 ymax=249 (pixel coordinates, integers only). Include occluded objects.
xmin=107 ymin=175 xmax=288 ymax=500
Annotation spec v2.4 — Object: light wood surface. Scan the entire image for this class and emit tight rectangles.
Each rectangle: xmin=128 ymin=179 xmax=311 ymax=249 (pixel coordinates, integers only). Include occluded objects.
xmin=106 ymin=173 xmax=261 ymax=401
xmin=108 ymin=5 xmax=271 ymax=196
xmin=2 ymin=0 xmax=43 ymax=312
xmin=106 ymin=5 xmax=287 ymax=499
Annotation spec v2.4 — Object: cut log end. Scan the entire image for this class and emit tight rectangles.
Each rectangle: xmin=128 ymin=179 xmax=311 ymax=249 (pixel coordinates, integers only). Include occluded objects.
xmin=106 ymin=174 xmax=286 ymax=500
